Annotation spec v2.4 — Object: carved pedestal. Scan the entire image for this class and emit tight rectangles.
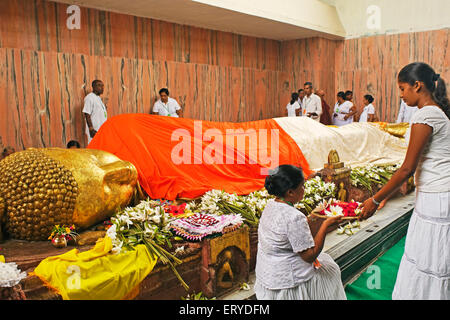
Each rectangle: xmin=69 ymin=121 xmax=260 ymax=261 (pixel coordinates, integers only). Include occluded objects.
xmin=200 ymin=226 xmax=250 ymax=299
xmin=318 ymin=150 xmax=351 ymax=202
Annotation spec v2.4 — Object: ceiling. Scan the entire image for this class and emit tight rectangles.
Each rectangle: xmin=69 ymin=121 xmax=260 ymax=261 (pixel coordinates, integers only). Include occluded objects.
xmin=51 ymin=0 xmax=345 ymax=40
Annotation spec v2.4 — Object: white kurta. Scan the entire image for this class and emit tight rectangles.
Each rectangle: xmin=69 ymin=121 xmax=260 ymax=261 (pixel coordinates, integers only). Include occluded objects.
xmin=152 ymin=97 xmax=181 ymax=117
xmin=302 ymin=93 xmax=322 ymax=122
xmin=82 ymin=92 xmax=107 ymax=144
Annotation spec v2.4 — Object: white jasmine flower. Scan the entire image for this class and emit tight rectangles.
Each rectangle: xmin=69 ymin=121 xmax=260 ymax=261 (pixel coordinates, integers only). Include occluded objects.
xmin=325 ymin=205 xmax=344 ymax=217
xmin=0 ymin=262 xmax=28 ymax=288
xmin=106 ymin=224 xmax=117 ymax=240
xmin=175 ymin=246 xmax=185 ymax=255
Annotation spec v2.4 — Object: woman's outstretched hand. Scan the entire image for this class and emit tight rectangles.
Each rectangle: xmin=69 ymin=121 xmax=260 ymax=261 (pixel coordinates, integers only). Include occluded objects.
xmin=359 ymin=198 xmax=379 ymax=220
xmin=324 ymin=215 xmax=344 ymax=226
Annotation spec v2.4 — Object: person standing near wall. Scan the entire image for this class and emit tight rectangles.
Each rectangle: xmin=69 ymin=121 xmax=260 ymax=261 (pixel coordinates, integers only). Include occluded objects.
xmin=360 ymin=62 xmax=450 ymax=300
xmin=1 ymin=146 xmax=15 ymax=160
xmin=316 ymin=89 xmax=332 ymax=125
xmin=333 ymin=91 xmax=356 ymax=126
xmin=358 ymin=94 xmax=376 ymax=122
xmin=298 ymin=89 xmax=306 ymax=116
xmin=396 ymin=99 xmax=419 ymax=123
xmin=286 ymin=92 xmax=301 ymax=117
xmin=152 ymin=88 xmax=182 ymax=117
xmin=302 ymin=82 xmax=322 ymax=122
xmin=67 ymin=140 xmax=81 ymax=149
xmin=83 ymin=80 xmax=108 ymax=145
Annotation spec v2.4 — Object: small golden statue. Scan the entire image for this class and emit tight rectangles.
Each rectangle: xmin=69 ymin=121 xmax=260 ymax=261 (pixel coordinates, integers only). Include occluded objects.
xmin=324 ymin=150 xmax=344 ymax=169
xmin=338 ymin=182 xmax=347 ymax=202
xmin=217 ymin=250 xmax=234 ymax=289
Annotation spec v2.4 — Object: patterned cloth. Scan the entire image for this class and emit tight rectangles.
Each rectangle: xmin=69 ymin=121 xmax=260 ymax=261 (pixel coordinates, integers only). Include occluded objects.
xmin=169 ymin=213 xmax=244 ymax=241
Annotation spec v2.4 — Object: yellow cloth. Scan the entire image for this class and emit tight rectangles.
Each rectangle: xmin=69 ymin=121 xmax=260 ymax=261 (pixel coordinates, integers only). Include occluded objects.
xmin=373 ymin=122 xmax=410 ymax=138
xmin=32 ymin=237 xmax=157 ymax=300
xmin=0 ymin=255 xmax=5 ymax=263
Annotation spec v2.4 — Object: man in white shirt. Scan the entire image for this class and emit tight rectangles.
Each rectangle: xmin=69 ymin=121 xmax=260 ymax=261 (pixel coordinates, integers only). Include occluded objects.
xmin=83 ymin=80 xmax=107 ymax=144
xmin=152 ymin=88 xmax=182 ymax=117
xmin=396 ymin=99 xmax=418 ymax=123
xmin=302 ymin=82 xmax=322 ymax=122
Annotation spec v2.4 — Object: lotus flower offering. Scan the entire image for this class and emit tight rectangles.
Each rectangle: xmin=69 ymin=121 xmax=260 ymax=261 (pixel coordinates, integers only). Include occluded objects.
xmin=312 ymin=199 xmax=362 ymax=219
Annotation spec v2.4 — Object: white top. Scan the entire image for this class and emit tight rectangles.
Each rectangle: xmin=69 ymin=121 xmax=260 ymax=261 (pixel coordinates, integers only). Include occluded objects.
xmin=410 ymin=106 xmax=450 ymax=193
xmin=152 ymin=97 xmax=181 ymax=117
xmin=302 ymin=93 xmax=322 ymax=121
xmin=286 ymin=101 xmax=301 ymax=117
xmin=256 ymin=200 xmax=315 ymax=289
xmin=82 ymin=92 xmax=107 ymax=137
xmin=333 ymin=101 xmax=354 ymax=126
xmin=396 ymin=100 xmax=418 ymax=123
xmin=359 ymin=103 xmax=375 ymax=122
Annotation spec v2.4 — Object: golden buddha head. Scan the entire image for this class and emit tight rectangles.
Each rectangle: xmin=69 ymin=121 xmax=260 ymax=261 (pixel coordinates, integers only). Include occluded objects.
xmin=0 ymin=148 xmax=138 ymax=241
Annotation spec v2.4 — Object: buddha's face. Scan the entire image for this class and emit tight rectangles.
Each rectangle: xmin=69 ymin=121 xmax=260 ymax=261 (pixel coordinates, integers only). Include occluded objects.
xmin=0 ymin=148 xmax=138 ymax=240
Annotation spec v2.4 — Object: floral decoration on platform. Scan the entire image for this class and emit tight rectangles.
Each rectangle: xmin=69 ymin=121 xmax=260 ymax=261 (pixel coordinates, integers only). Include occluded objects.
xmin=0 ymin=259 xmax=27 ymax=288
xmin=337 ymin=221 xmax=361 ymax=236
xmin=189 ymin=189 xmax=272 ymax=226
xmin=313 ymin=199 xmax=362 ymax=218
xmin=106 ymin=199 xmax=189 ymax=290
xmin=295 ymin=176 xmax=336 ymax=214
xmin=350 ymin=163 xmax=401 ymax=192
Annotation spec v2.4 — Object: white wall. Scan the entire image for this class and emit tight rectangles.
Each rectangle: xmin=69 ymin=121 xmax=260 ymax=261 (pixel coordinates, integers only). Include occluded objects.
xmin=327 ymin=0 xmax=450 ymax=38
xmin=192 ymin=0 xmax=347 ymax=37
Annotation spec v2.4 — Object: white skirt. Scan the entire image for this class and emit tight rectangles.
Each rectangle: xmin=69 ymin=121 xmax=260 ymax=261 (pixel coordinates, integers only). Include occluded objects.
xmin=392 ymin=191 xmax=450 ymax=300
xmin=255 ymin=253 xmax=346 ymax=300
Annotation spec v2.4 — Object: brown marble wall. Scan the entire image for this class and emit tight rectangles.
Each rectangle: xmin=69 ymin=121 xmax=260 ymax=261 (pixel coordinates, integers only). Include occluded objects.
xmin=0 ymin=0 xmax=288 ymax=150
xmin=281 ymin=29 xmax=450 ymax=123
xmin=0 ymin=0 xmax=448 ymax=152
xmin=334 ymin=29 xmax=450 ymax=122
xmin=280 ymin=37 xmax=338 ymax=110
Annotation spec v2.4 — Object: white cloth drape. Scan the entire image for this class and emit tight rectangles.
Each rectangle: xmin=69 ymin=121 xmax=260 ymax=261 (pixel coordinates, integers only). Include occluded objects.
xmin=274 ymin=117 xmax=408 ymax=170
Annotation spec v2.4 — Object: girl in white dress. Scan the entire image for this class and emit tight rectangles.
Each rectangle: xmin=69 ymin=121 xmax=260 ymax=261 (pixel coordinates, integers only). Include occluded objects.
xmin=359 ymin=95 xmax=376 ymax=122
xmin=360 ymin=62 xmax=450 ymax=300
xmin=255 ymin=165 xmax=346 ymax=300
xmin=286 ymin=92 xmax=301 ymax=117
xmin=333 ymin=92 xmax=356 ymax=126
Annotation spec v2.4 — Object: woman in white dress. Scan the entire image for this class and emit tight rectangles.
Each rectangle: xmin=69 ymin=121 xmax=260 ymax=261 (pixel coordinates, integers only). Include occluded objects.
xmin=360 ymin=62 xmax=450 ymax=300
xmin=333 ymin=92 xmax=356 ymax=126
xmin=255 ymin=165 xmax=346 ymax=300
xmin=286 ymin=92 xmax=301 ymax=117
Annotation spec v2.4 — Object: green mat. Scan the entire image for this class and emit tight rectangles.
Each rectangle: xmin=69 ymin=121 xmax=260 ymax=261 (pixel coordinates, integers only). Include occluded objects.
xmin=345 ymin=236 xmax=406 ymax=300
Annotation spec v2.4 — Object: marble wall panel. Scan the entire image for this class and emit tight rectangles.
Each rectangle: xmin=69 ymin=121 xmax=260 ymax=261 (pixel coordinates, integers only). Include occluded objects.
xmin=335 ymin=29 xmax=450 ymax=122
